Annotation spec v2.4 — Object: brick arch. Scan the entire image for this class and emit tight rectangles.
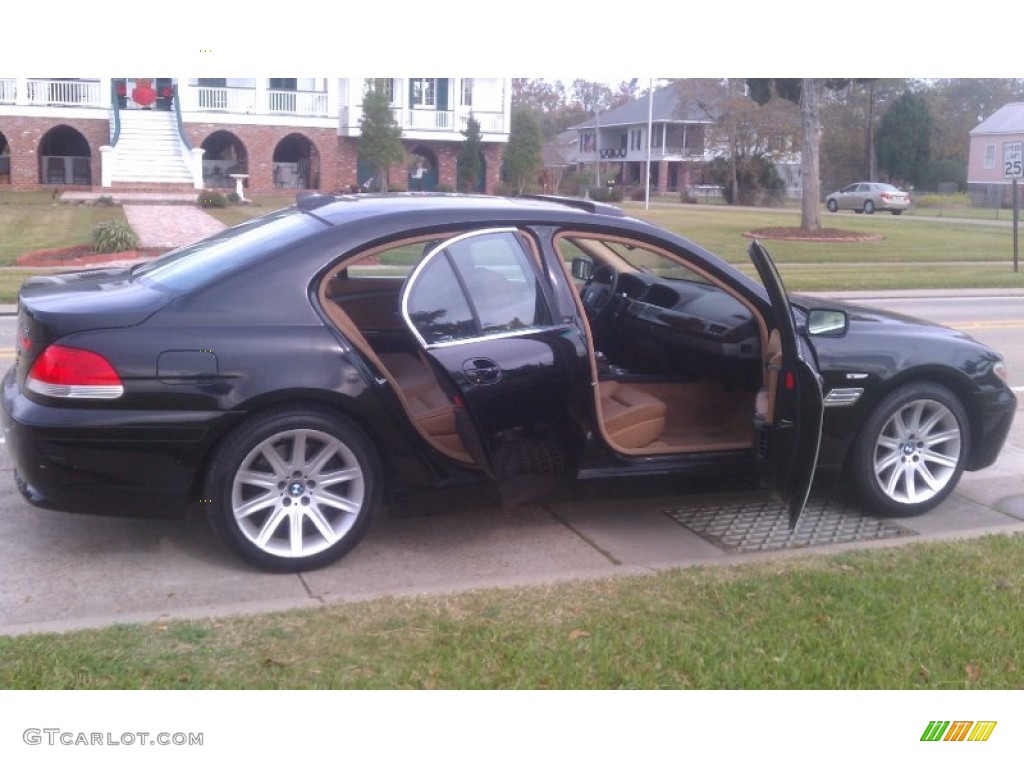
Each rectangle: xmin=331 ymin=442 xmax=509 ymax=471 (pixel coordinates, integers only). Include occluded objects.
xmin=38 ymin=124 xmax=93 ymax=186
xmin=188 ymin=125 xmax=337 ymax=193
xmin=0 ymin=131 xmax=10 ymax=185
xmin=195 ymin=130 xmax=249 ymax=189
xmin=272 ymin=133 xmax=321 ymax=190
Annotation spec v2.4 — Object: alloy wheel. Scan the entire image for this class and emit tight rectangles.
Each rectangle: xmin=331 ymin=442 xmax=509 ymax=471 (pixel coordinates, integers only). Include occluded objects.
xmin=871 ymin=398 xmax=962 ymax=506
xmin=230 ymin=427 xmax=366 ymax=559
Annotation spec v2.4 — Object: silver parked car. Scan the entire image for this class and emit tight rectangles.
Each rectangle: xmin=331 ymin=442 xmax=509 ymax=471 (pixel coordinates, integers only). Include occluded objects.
xmin=826 ymin=182 xmax=910 ymax=215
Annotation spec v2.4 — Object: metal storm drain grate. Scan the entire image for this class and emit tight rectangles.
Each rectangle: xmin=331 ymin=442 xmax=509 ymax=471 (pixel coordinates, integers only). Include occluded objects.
xmin=663 ymin=495 xmax=916 ymax=554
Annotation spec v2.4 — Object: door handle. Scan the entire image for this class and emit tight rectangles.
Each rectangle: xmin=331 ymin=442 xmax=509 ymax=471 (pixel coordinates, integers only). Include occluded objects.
xmin=462 ymin=358 xmax=502 ymax=385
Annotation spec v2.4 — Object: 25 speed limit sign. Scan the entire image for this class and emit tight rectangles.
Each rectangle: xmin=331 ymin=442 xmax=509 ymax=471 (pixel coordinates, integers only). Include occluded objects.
xmin=1004 ymin=141 xmax=1024 ymax=179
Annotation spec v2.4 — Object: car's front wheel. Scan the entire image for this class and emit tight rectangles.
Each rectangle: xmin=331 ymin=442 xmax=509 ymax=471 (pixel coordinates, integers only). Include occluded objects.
xmin=849 ymin=383 xmax=969 ymax=517
xmin=204 ymin=407 xmax=381 ymax=571
xmin=826 ymin=199 xmax=838 ymax=212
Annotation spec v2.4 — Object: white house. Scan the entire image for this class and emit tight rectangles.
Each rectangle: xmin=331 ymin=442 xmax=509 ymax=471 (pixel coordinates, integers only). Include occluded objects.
xmin=0 ymin=78 xmax=512 ymax=194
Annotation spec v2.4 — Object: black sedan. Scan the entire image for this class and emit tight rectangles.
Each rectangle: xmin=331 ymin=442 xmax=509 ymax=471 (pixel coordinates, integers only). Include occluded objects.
xmin=2 ymin=194 xmax=1015 ymax=571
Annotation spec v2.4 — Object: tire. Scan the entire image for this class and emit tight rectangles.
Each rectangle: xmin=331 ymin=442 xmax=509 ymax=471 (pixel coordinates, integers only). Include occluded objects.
xmin=849 ymin=383 xmax=969 ymax=517
xmin=863 ymin=200 xmax=876 ymax=214
xmin=892 ymin=210 xmax=903 ymax=216
xmin=204 ymin=407 xmax=381 ymax=572
xmin=826 ymin=199 xmax=838 ymax=212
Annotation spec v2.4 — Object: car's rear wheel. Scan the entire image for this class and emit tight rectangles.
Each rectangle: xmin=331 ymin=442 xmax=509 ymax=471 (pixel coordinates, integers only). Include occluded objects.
xmin=863 ymin=200 xmax=876 ymax=214
xmin=849 ymin=383 xmax=969 ymax=517
xmin=826 ymin=199 xmax=838 ymax=212
xmin=205 ymin=407 xmax=380 ymax=572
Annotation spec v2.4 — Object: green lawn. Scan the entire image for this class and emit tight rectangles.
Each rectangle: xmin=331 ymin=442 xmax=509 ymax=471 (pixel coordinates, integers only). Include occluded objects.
xmin=3 ymin=533 xmax=1023 ymax=689
xmin=2 ymin=192 xmax=1023 ymax=302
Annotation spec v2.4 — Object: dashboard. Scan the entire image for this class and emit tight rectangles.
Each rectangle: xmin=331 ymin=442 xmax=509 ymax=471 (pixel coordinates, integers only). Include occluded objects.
xmin=609 ymin=271 xmax=762 ymax=374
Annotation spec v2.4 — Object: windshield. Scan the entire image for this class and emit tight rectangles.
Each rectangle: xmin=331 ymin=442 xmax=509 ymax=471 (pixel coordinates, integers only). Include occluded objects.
xmin=132 ymin=209 xmax=327 ymax=292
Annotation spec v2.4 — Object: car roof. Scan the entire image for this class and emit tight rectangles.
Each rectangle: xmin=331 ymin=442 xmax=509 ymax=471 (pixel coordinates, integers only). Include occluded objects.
xmin=296 ymin=192 xmax=631 ymax=228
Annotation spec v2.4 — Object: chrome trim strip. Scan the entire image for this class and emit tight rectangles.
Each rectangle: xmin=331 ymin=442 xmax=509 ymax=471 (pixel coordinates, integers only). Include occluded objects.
xmin=823 ymin=387 xmax=864 ymax=407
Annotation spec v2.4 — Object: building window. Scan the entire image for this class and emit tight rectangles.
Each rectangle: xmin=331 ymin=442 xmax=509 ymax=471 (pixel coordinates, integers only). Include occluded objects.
xmin=461 ymin=79 xmax=473 ymax=107
xmin=412 ymin=78 xmax=436 ymax=108
xmin=630 ymin=129 xmax=642 ymax=151
xmin=984 ymin=143 xmax=996 ymax=170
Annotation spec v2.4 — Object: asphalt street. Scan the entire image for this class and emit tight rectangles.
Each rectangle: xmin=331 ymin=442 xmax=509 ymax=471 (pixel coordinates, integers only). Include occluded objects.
xmin=1 ymin=292 xmax=1023 ymax=636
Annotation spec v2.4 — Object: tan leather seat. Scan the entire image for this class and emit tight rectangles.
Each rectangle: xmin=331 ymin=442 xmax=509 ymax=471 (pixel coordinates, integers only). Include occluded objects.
xmin=598 ymin=380 xmax=667 ymax=449
xmin=380 ymin=352 xmax=468 ymax=458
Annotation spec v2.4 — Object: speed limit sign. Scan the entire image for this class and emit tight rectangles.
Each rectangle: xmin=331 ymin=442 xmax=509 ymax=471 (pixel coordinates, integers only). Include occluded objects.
xmin=1004 ymin=141 xmax=1024 ymax=179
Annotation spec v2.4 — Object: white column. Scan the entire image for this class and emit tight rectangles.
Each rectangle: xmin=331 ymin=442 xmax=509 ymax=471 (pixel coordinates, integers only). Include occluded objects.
xmin=99 ymin=145 xmax=115 ymax=188
xmin=326 ymin=77 xmax=339 ymax=120
xmin=190 ymin=147 xmax=205 ymax=189
xmin=255 ymin=79 xmax=268 ymax=115
xmin=98 ymin=77 xmax=111 ymax=107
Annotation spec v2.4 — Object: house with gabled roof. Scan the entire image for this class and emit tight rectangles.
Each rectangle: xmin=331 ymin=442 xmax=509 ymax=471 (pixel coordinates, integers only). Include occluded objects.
xmin=968 ymin=102 xmax=1024 ymax=205
xmin=568 ymin=85 xmax=716 ymax=195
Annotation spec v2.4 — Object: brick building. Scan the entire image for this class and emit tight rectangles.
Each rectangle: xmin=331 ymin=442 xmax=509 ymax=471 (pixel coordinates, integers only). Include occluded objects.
xmin=0 ymin=78 xmax=511 ymax=195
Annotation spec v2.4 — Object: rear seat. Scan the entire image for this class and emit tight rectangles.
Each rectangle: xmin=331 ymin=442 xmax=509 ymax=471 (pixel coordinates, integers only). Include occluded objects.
xmin=379 ymin=352 xmax=469 ymax=460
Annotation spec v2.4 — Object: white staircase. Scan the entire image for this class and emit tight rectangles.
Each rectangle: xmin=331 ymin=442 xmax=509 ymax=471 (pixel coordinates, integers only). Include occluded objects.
xmin=109 ymin=110 xmax=194 ymax=185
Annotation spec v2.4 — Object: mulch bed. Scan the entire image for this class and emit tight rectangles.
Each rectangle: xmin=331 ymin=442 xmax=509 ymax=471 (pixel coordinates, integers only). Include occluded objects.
xmin=15 ymin=246 xmax=168 ymax=267
xmin=743 ymin=227 xmax=883 ymax=242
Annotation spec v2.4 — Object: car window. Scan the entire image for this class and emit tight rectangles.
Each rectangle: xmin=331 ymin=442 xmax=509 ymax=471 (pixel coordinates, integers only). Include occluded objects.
xmin=405 ymin=230 xmax=552 ymax=346
xmin=133 ymin=209 xmax=324 ymax=292
xmin=346 ymin=241 xmax=426 ymax=279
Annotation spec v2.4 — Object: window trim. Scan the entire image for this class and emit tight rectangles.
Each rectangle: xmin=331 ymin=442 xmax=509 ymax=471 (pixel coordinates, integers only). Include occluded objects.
xmin=401 ymin=227 xmax=554 ymax=349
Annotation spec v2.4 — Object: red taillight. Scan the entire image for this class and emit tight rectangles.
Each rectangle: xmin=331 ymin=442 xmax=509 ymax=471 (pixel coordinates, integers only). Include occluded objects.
xmin=26 ymin=344 xmax=124 ymax=399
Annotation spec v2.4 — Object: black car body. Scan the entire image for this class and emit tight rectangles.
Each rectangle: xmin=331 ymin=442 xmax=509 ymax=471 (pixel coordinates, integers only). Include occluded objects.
xmin=1 ymin=194 xmax=1015 ymax=570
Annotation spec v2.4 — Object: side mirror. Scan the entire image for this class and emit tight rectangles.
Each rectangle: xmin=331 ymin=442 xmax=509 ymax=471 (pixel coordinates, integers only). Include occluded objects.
xmin=806 ymin=308 xmax=849 ymax=337
xmin=571 ymin=258 xmax=593 ymax=281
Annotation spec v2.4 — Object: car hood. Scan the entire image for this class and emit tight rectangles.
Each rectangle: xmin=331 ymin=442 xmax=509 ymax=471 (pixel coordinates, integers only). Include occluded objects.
xmin=18 ymin=266 xmax=176 ymax=337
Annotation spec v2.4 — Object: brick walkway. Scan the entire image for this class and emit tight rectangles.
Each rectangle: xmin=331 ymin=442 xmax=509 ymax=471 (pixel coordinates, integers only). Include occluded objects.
xmin=122 ymin=204 xmax=226 ymax=249
xmin=60 ymin=191 xmax=228 ymax=250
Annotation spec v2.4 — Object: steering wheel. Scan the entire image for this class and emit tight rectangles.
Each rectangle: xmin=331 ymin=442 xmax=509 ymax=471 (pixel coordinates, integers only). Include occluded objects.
xmin=581 ymin=265 xmax=619 ymax=321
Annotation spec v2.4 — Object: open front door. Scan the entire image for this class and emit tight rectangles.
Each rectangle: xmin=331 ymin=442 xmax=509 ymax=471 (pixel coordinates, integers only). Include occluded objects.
xmin=400 ymin=228 xmax=583 ymax=504
xmin=749 ymin=240 xmax=824 ymax=527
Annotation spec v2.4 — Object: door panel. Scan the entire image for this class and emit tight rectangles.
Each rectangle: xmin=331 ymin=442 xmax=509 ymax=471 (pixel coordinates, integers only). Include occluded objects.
xmin=749 ymin=241 xmax=824 ymax=527
xmin=401 ymin=228 xmax=586 ymax=495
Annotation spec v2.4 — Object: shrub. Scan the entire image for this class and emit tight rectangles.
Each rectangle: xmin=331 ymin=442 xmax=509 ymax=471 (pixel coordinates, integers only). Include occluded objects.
xmin=94 ymin=195 xmax=116 ymax=207
xmin=197 ymin=190 xmax=229 ymax=208
xmin=434 ymin=184 xmax=455 ymax=193
xmin=227 ymin=191 xmax=241 ymax=204
xmin=90 ymin=220 xmax=139 ymax=253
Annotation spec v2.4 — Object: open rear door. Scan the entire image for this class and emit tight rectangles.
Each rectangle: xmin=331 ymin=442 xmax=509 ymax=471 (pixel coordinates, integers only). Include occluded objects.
xmin=749 ymin=240 xmax=824 ymax=528
xmin=400 ymin=228 xmax=581 ymax=505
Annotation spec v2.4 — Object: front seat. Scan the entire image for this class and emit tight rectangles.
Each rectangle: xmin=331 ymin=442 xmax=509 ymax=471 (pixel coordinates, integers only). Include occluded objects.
xmin=598 ymin=381 xmax=667 ymax=450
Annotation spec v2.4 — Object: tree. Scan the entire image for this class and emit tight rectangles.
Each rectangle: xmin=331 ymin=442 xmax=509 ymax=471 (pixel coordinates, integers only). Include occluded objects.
xmin=457 ymin=114 xmax=483 ymax=192
xmin=675 ymin=79 xmax=799 ymax=205
xmin=358 ymin=79 xmax=405 ymax=192
xmin=820 ymin=79 xmax=908 ymax=190
xmin=749 ymin=78 xmax=848 ymax=231
xmin=876 ymin=90 xmax=932 ymax=187
xmin=502 ymin=107 xmax=543 ymax=193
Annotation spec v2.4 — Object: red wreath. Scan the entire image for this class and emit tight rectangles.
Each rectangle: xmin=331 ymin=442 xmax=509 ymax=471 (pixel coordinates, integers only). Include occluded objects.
xmin=132 ymin=79 xmax=156 ymax=107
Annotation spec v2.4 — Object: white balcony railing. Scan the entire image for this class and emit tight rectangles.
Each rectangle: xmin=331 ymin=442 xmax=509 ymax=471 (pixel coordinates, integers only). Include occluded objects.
xmin=459 ymin=111 xmax=505 ymax=133
xmin=27 ymin=79 xmax=103 ymax=107
xmin=195 ymin=87 xmax=255 ymax=113
xmin=378 ymin=107 xmax=505 ymax=134
xmin=268 ymin=89 xmax=328 ymax=117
